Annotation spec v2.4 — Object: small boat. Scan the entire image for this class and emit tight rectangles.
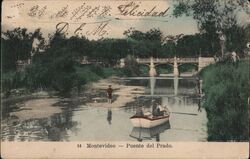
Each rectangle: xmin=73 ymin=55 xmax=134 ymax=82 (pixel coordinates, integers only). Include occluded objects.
xmin=130 ymin=110 xmax=170 ymax=128
xmin=129 ymin=121 xmax=170 ymax=141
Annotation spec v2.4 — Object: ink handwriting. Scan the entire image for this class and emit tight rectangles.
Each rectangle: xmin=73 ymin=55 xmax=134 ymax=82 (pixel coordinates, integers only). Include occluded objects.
xmin=118 ymin=1 xmax=170 ymax=17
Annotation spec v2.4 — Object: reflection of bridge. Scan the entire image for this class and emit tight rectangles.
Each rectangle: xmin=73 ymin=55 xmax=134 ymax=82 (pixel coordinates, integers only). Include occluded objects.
xmin=120 ymin=56 xmax=215 ymax=76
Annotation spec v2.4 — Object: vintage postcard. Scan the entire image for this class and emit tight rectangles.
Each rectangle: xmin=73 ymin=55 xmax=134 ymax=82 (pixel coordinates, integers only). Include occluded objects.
xmin=1 ymin=0 xmax=249 ymax=158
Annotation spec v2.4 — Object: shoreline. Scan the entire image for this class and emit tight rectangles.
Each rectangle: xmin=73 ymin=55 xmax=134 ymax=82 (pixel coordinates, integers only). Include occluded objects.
xmin=1 ymin=76 xmax=145 ymax=122
xmin=84 ymin=76 xmax=145 ymax=108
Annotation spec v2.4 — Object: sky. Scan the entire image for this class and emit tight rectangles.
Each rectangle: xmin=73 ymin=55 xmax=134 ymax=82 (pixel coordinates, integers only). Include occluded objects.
xmin=2 ymin=0 xmax=249 ymax=40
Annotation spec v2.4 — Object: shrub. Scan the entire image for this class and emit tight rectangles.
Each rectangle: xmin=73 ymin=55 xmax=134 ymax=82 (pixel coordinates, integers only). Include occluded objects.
xmin=201 ymin=61 xmax=249 ymax=141
xmin=2 ymin=71 xmax=26 ymax=97
xmin=124 ymin=55 xmax=140 ymax=76
xmin=89 ymin=64 xmax=104 ymax=77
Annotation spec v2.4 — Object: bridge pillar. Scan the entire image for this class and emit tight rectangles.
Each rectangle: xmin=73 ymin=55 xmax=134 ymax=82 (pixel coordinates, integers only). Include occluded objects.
xmin=173 ymin=56 xmax=179 ymax=77
xmin=149 ymin=57 xmax=157 ymax=77
xmin=120 ymin=58 xmax=125 ymax=68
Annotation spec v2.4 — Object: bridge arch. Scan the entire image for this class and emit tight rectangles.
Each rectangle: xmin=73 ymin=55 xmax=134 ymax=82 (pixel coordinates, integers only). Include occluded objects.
xmin=138 ymin=64 xmax=150 ymax=76
xmin=155 ymin=63 xmax=174 ymax=68
xmin=155 ymin=63 xmax=174 ymax=75
xmin=125 ymin=56 xmax=215 ymax=77
xmin=178 ymin=63 xmax=198 ymax=75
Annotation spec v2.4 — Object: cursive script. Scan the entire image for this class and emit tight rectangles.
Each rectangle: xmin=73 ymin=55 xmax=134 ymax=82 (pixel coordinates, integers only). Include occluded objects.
xmin=70 ymin=3 xmax=112 ymax=21
xmin=118 ymin=1 xmax=170 ymax=17
xmin=28 ymin=5 xmax=47 ymax=18
xmin=56 ymin=21 xmax=109 ymax=37
xmin=50 ymin=5 xmax=69 ymax=19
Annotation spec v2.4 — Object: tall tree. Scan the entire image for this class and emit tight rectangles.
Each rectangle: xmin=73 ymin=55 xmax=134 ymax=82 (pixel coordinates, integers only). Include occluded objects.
xmin=172 ymin=0 xmax=249 ymax=55
xmin=123 ymin=28 xmax=164 ymax=57
xmin=2 ymin=28 xmax=44 ymax=72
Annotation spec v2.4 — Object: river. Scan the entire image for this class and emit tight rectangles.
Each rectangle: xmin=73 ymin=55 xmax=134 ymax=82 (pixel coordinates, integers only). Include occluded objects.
xmin=1 ymin=77 xmax=207 ymax=142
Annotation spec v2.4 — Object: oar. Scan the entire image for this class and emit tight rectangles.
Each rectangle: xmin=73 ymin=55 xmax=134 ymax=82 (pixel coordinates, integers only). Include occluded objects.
xmin=171 ymin=112 xmax=198 ymax=116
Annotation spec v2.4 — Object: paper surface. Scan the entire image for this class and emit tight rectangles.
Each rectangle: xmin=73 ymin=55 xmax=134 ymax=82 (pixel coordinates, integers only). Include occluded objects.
xmin=1 ymin=0 xmax=249 ymax=158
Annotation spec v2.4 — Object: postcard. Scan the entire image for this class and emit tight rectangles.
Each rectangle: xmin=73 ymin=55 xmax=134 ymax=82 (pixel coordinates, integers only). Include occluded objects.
xmin=1 ymin=0 xmax=249 ymax=158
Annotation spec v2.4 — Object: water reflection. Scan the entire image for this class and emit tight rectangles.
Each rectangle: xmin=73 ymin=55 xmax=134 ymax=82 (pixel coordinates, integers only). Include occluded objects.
xmin=1 ymin=105 xmax=78 ymax=141
xmin=198 ymin=100 xmax=202 ymax=112
xmin=130 ymin=121 xmax=171 ymax=142
xmin=107 ymin=108 xmax=112 ymax=125
xmin=174 ymin=77 xmax=179 ymax=95
xmin=150 ymin=77 xmax=156 ymax=96
xmin=2 ymin=76 xmax=207 ymax=141
xmin=128 ymin=77 xmax=197 ymax=96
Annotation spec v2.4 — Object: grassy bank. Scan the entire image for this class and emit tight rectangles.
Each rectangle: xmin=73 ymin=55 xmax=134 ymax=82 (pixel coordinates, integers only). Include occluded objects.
xmin=75 ymin=65 xmax=125 ymax=83
xmin=200 ymin=61 xmax=249 ymax=141
xmin=1 ymin=65 xmax=125 ymax=98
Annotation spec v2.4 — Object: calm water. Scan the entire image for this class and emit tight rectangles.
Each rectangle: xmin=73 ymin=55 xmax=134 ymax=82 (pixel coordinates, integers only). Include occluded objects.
xmin=1 ymin=77 xmax=207 ymax=142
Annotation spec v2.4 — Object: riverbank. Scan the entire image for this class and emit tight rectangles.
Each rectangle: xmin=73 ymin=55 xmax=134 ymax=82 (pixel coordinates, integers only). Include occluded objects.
xmin=8 ymin=98 xmax=62 ymax=122
xmin=200 ymin=61 xmax=249 ymax=141
xmin=84 ymin=76 xmax=145 ymax=108
xmin=1 ymin=73 xmax=208 ymax=142
xmin=1 ymin=90 xmax=63 ymax=122
xmin=1 ymin=75 xmax=145 ymax=122
xmin=1 ymin=66 xmax=124 ymax=121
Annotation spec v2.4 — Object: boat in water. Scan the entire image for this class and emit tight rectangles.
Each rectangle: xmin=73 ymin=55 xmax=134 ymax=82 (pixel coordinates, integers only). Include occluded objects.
xmin=129 ymin=121 xmax=170 ymax=141
xmin=130 ymin=107 xmax=170 ymax=128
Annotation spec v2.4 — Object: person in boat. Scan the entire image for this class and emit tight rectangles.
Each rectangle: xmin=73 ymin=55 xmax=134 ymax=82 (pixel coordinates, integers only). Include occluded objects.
xmin=156 ymin=103 xmax=164 ymax=116
xmin=106 ymin=85 xmax=113 ymax=103
xmin=163 ymin=105 xmax=170 ymax=115
xmin=135 ymin=107 xmax=144 ymax=117
xmin=152 ymin=102 xmax=164 ymax=117
xmin=152 ymin=102 xmax=158 ymax=117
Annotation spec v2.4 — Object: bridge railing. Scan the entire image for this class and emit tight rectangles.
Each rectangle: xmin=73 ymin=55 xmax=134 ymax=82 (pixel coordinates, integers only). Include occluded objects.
xmin=136 ymin=58 xmax=199 ymax=63
xmin=178 ymin=58 xmax=199 ymax=62
xmin=136 ymin=58 xmax=175 ymax=62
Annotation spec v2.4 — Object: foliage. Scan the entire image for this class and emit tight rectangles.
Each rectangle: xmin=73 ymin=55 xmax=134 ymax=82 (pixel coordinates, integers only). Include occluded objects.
xmin=123 ymin=55 xmax=140 ymax=76
xmin=1 ymin=28 xmax=45 ymax=72
xmin=2 ymin=28 xmax=30 ymax=71
xmin=40 ymin=33 xmax=79 ymax=95
xmin=1 ymin=24 xmax=249 ymax=96
xmin=172 ymin=0 xmax=250 ymax=56
xmin=24 ymin=63 xmax=50 ymax=90
xmin=178 ymin=63 xmax=198 ymax=73
xmin=201 ymin=61 xmax=249 ymax=141
xmin=138 ymin=65 xmax=150 ymax=76
xmin=102 ymin=68 xmax=124 ymax=77
xmin=1 ymin=71 xmax=25 ymax=97
xmin=75 ymin=66 xmax=101 ymax=83
xmin=123 ymin=28 xmax=163 ymax=57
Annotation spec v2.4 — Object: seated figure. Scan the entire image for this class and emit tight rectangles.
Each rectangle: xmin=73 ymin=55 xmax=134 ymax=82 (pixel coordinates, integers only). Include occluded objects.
xmin=135 ymin=107 xmax=144 ymax=117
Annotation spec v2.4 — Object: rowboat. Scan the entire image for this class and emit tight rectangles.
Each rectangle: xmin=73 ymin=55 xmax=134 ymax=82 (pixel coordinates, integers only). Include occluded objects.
xmin=129 ymin=121 xmax=170 ymax=141
xmin=130 ymin=111 xmax=170 ymax=128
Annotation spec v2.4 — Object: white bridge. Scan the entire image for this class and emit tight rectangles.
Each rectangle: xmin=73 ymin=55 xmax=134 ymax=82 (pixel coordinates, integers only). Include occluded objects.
xmin=120 ymin=56 xmax=215 ymax=76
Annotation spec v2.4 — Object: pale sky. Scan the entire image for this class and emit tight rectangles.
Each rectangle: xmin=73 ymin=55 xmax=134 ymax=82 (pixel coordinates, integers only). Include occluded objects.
xmin=2 ymin=0 xmax=249 ymax=39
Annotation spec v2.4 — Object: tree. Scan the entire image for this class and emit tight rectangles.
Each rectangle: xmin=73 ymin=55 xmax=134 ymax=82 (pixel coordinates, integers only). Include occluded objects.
xmin=27 ymin=32 xmax=79 ymax=95
xmin=123 ymin=28 xmax=145 ymax=41
xmin=172 ymin=0 xmax=249 ymax=55
xmin=202 ymin=62 xmax=249 ymax=141
xmin=123 ymin=28 xmax=164 ymax=57
xmin=2 ymin=28 xmax=32 ymax=71
xmin=1 ymin=28 xmax=46 ymax=72
xmin=66 ymin=36 xmax=92 ymax=61
xmin=123 ymin=55 xmax=140 ymax=76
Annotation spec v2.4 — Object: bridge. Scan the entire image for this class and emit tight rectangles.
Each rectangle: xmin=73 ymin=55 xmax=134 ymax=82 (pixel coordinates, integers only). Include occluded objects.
xmin=120 ymin=56 xmax=215 ymax=76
